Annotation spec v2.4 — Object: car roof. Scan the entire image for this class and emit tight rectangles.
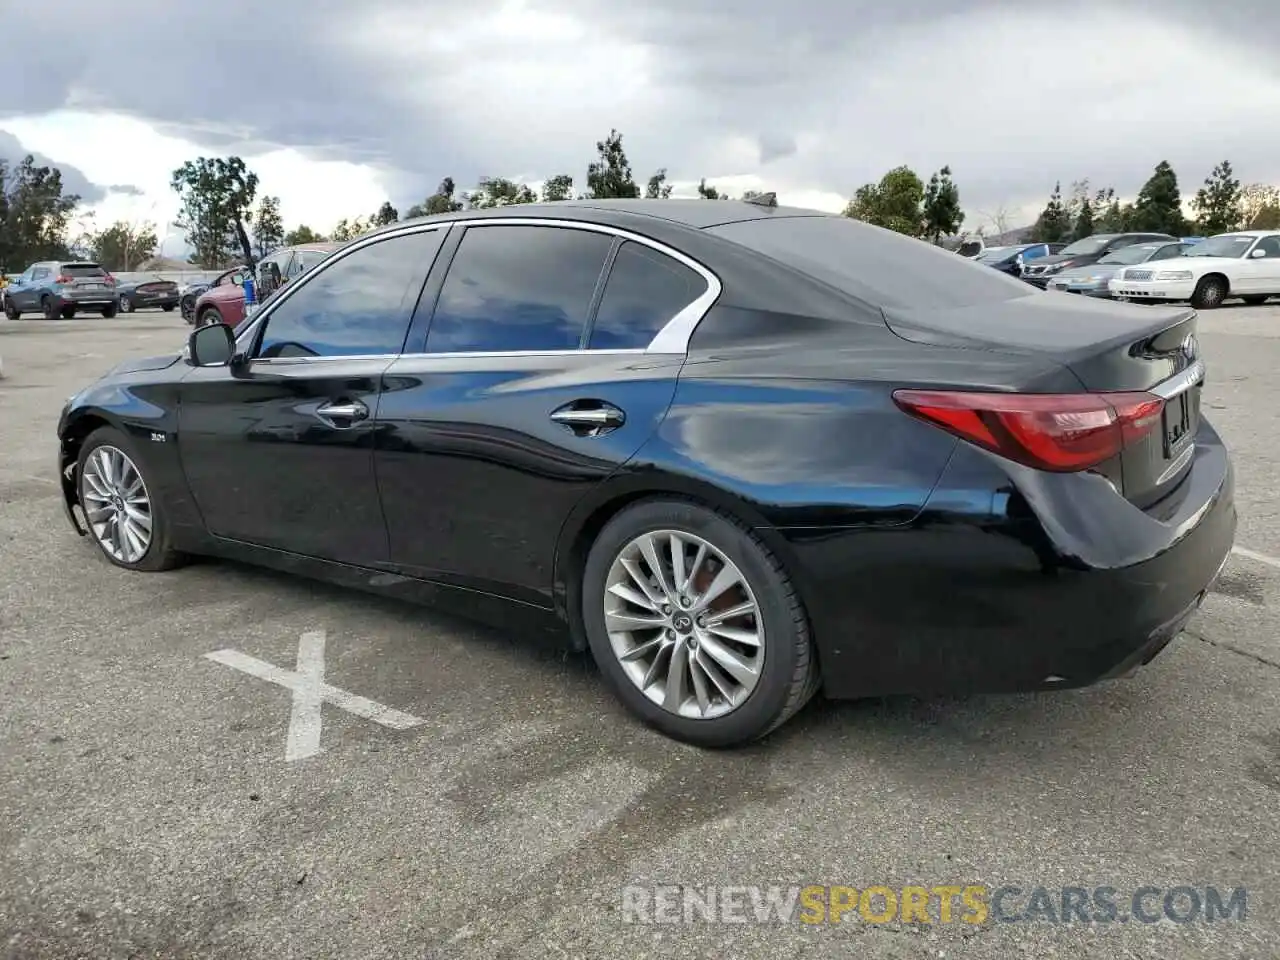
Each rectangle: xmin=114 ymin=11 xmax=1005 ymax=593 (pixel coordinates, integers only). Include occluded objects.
xmin=376 ymin=197 xmax=829 ymax=237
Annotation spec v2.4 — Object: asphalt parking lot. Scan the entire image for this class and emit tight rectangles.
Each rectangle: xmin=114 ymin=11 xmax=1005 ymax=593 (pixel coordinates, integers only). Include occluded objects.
xmin=2 ymin=305 xmax=1280 ymax=960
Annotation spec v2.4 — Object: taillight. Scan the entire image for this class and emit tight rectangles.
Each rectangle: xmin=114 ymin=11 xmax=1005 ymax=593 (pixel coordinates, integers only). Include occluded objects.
xmin=103 ymin=273 xmax=115 ymax=285
xmin=892 ymin=389 xmax=1165 ymax=472
xmin=56 ymin=274 xmax=72 ymax=284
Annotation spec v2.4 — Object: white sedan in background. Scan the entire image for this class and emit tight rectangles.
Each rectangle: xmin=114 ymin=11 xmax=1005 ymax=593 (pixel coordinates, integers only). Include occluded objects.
xmin=1108 ymin=230 xmax=1280 ymax=308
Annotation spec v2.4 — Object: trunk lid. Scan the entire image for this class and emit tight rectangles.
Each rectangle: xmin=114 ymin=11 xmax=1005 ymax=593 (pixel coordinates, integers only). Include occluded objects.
xmin=882 ymin=294 xmax=1204 ymax=507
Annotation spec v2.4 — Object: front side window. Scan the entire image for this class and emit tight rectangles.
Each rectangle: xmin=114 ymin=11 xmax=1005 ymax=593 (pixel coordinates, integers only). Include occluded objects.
xmin=588 ymin=241 xmax=706 ymax=349
xmin=425 ymin=225 xmax=613 ymax=353
xmin=254 ymin=229 xmax=443 ymax=359
xmin=1252 ymin=236 xmax=1280 ymax=257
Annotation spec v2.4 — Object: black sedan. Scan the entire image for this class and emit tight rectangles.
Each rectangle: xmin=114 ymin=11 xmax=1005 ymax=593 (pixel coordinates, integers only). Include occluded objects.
xmin=114 ymin=275 xmax=180 ymax=313
xmin=56 ymin=198 xmax=1236 ymax=747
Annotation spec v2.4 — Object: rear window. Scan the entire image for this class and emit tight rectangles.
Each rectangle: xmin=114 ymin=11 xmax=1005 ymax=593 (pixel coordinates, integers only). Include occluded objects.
xmin=60 ymin=263 xmax=107 ymax=277
xmin=707 ymin=216 xmax=1034 ymax=309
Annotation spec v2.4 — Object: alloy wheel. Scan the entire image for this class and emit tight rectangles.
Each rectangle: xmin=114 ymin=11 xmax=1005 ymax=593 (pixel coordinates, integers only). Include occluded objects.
xmin=603 ymin=529 xmax=764 ymax=719
xmin=81 ymin=445 xmax=153 ymax=564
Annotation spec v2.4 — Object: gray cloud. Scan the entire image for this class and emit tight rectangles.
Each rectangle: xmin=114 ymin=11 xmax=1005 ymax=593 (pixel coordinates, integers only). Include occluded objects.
xmin=2 ymin=0 xmax=1279 ymax=226
xmin=0 ymin=130 xmax=107 ymax=202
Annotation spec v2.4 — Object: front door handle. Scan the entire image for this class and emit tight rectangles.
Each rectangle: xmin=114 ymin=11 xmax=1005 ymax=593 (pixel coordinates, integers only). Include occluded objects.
xmin=316 ymin=400 xmax=369 ymax=423
xmin=549 ymin=400 xmax=626 ymax=436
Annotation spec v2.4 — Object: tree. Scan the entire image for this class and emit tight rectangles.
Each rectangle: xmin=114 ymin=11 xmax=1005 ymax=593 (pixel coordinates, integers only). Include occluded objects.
xmin=283 ymin=225 xmax=327 ymax=245
xmin=0 ymin=154 xmax=81 ymax=270
xmin=249 ymin=195 xmax=284 ymax=260
xmin=843 ymin=166 xmax=926 ymax=237
xmin=1028 ymin=182 xmax=1072 ymax=243
xmin=371 ymin=201 xmax=399 ymax=226
xmin=1192 ymin=160 xmax=1242 ymax=235
xmin=1128 ymin=161 xmax=1186 ymax=235
xmin=585 ymin=129 xmax=639 ymax=199
xmin=467 ymin=177 xmax=537 ymax=208
xmin=1241 ymin=184 xmax=1280 ymax=230
xmin=1073 ymin=191 xmax=1094 ymax=241
xmin=171 ymin=156 xmax=259 ymax=269
xmin=645 ymin=169 xmax=673 ymax=199
xmin=696 ymin=178 xmax=722 ymax=200
xmin=921 ymin=165 xmax=963 ymax=243
xmin=541 ymin=174 xmax=573 ymax=202
xmin=1091 ymin=187 xmax=1131 ymax=233
xmin=405 ymin=177 xmax=465 ymax=218
xmin=86 ymin=220 xmax=158 ymax=271
xmin=330 ymin=217 xmax=371 ymax=242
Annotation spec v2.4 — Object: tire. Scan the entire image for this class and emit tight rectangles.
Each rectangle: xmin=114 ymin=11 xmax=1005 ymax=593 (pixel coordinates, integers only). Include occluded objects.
xmin=3 ymin=301 xmax=18 ymax=320
xmin=119 ymin=295 xmax=134 ymax=313
xmin=1241 ymin=295 xmax=1269 ymax=306
xmin=76 ymin=426 xmax=184 ymax=572
xmin=581 ymin=498 xmax=819 ymax=747
xmin=101 ymin=303 xmax=117 ymax=318
xmin=61 ymin=305 xmax=77 ymax=319
xmin=162 ymin=304 xmax=175 ymax=312
xmin=1191 ymin=275 xmax=1227 ymax=310
xmin=42 ymin=296 xmax=58 ymax=320
xmin=197 ymin=307 xmax=220 ymax=327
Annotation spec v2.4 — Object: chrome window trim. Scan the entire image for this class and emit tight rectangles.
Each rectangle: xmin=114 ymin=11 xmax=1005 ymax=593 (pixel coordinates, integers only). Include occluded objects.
xmin=253 ymin=348 xmax=651 ymax=366
xmin=234 ymin=216 xmax=722 ymax=362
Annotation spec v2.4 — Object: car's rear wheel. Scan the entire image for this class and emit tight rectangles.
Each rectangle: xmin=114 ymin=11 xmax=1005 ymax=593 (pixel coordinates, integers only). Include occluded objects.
xmin=1241 ymin=295 xmax=1269 ymax=306
xmin=119 ymin=295 xmax=134 ymax=313
xmin=42 ymin=297 xmax=58 ymax=320
xmin=101 ymin=303 xmax=117 ymax=318
xmin=581 ymin=498 xmax=819 ymax=747
xmin=77 ymin=426 xmax=184 ymax=572
xmin=1191 ymin=275 xmax=1227 ymax=309
xmin=162 ymin=304 xmax=175 ymax=312
xmin=60 ymin=305 xmax=77 ymax=319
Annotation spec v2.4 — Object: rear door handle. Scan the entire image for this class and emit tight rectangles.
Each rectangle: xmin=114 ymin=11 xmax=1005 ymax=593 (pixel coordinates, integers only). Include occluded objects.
xmin=549 ymin=400 xmax=626 ymax=435
xmin=316 ymin=400 xmax=369 ymax=423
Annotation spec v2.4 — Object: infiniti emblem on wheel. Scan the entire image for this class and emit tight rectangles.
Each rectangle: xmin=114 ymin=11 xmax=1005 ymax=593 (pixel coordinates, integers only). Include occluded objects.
xmin=673 ymin=614 xmax=693 ymax=633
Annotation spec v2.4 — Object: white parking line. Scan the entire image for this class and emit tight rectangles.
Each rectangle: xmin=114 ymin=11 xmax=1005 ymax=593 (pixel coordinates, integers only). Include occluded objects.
xmin=205 ymin=630 xmax=426 ymax=762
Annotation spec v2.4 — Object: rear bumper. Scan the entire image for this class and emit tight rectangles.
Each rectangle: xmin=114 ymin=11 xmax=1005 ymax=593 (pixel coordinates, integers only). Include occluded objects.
xmin=54 ymin=293 xmax=118 ymax=308
xmin=780 ymin=419 xmax=1236 ymax=699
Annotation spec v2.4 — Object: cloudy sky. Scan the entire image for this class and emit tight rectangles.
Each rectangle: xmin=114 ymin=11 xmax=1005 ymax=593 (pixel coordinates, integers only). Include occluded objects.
xmin=3 ymin=0 xmax=1279 ymax=252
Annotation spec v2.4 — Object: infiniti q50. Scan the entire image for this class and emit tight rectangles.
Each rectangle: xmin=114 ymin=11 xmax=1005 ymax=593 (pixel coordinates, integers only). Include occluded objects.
xmin=57 ymin=198 xmax=1236 ymax=747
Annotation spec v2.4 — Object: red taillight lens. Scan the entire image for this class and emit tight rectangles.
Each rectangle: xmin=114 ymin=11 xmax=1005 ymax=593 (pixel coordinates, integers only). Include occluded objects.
xmin=892 ymin=389 xmax=1166 ymax=472
xmin=56 ymin=274 xmax=73 ymax=284
xmin=103 ymin=273 xmax=115 ymax=285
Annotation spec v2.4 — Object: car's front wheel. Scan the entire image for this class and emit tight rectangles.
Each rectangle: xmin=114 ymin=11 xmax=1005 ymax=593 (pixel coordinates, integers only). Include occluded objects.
xmin=1191 ymin=275 xmax=1227 ymax=309
xmin=77 ymin=426 xmax=184 ymax=572
xmin=119 ymin=295 xmax=134 ymax=313
xmin=581 ymin=498 xmax=819 ymax=747
xmin=197 ymin=307 xmax=220 ymax=327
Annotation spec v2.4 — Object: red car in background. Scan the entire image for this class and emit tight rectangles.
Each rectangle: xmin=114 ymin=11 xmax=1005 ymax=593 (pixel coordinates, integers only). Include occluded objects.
xmin=192 ymin=242 xmax=341 ymax=327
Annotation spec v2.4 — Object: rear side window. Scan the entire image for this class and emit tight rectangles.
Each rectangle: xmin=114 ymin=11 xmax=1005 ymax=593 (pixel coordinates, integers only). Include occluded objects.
xmin=426 ymin=225 xmax=613 ymax=353
xmin=61 ymin=263 xmax=107 ymax=277
xmin=708 ymin=216 xmax=1034 ymax=309
xmin=589 ymin=241 xmax=706 ymax=349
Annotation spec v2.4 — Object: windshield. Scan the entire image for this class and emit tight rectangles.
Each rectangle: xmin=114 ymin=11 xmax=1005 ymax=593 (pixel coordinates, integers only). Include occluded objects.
xmin=1058 ymin=236 xmax=1115 ymax=256
xmin=1185 ymin=235 xmax=1255 ymax=258
xmin=708 ymin=215 xmax=1034 ymax=310
xmin=1099 ymin=244 xmax=1166 ymax=265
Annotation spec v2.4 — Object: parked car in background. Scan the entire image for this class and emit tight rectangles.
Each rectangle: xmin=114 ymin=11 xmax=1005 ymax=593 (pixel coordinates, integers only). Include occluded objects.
xmin=976 ymin=242 xmax=1067 ymax=276
xmin=2 ymin=261 xmax=118 ymax=319
xmin=1020 ymin=232 xmax=1178 ymax=288
xmin=1108 ymin=230 xmax=1280 ymax=308
xmin=180 ymin=268 xmax=241 ymax=324
xmin=956 ymin=236 xmax=985 ymax=258
xmin=191 ymin=242 xmax=340 ymax=327
xmin=1047 ymin=240 xmax=1194 ymax=298
xmin=114 ymin=274 xmax=180 ymax=313
xmin=57 ymin=198 xmax=1234 ymax=746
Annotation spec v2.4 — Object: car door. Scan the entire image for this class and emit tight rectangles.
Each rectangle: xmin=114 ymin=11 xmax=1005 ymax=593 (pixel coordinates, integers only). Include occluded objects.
xmin=374 ymin=220 xmax=715 ymax=606
xmin=13 ymin=266 xmax=48 ymax=309
xmin=176 ymin=225 xmax=449 ymax=565
xmin=1243 ymin=235 xmax=1280 ymax=294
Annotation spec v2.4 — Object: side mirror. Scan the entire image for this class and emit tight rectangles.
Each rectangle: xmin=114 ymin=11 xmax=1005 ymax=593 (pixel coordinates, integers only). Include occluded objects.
xmin=1250 ymin=248 xmax=1267 ymax=258
xmin=231 ymin=273 xmax=245 ymax=285
xmin=188 ymin=322 xmax=237 ymax=367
